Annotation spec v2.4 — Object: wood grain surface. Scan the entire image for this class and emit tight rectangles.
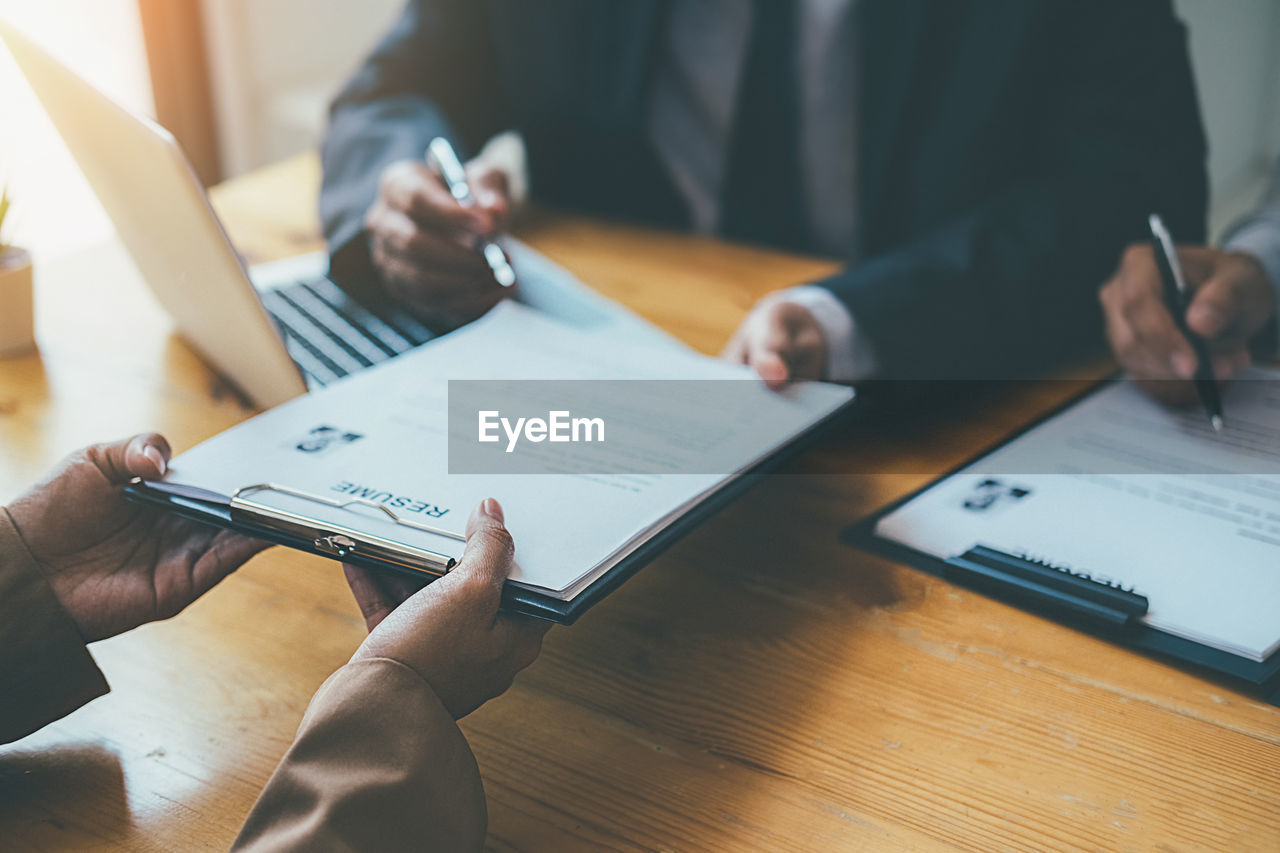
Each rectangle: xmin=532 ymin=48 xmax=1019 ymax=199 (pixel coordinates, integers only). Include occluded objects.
xmin=0 ymin=154 xmax=1276 ymax=852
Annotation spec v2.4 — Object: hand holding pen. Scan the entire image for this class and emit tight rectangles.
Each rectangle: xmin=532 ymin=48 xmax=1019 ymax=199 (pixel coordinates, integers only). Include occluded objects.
xmin=1100 ymin=217 xmax=1277 ymax=420
xmin=426 ymin=138 xmax=517 ymax=289
xmin=364 ymin=139 xmax=516 ymax=332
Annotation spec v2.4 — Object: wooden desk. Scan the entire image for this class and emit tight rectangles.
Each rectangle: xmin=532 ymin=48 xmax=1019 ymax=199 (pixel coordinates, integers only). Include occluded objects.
xmin=1 ymin=154 xmax=1276 ymax=851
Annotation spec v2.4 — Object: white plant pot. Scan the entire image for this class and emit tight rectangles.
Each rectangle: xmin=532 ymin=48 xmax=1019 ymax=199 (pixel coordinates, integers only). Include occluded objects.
xmin=0 ymin=247 xmax=35 ymax=357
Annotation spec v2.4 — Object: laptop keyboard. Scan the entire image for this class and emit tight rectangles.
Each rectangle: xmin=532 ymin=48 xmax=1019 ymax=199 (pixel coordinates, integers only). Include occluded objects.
xmin=260 ymin=276 xmax=435 ymax=387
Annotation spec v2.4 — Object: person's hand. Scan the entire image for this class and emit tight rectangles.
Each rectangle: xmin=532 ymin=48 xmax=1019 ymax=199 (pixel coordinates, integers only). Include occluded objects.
xmin=722 ymin=296 xmax=828 ymax=389
xmin=365 ymin=158 xmax=514 ymax=332
xmin=344 ymin=498 xmax=549 ymax=719
xmin=1100 ymin=245 xmax=1277 ymax=404
xmin=5 ymin=434 xmax=270 ymax=643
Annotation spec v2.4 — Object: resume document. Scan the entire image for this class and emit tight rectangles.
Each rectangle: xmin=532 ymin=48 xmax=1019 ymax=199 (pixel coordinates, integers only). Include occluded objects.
xmin=156 ymin=297 xmax=853 ymax=602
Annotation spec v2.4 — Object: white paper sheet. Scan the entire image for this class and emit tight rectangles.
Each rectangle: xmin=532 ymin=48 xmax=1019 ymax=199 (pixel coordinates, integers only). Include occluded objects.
xmin=504 ymin=238 xmax=692 ymax=353
xmin=164 ymin=301 xmax=852 ymax=599
xmin=876 ymin=369 xmax=1280 ymax=661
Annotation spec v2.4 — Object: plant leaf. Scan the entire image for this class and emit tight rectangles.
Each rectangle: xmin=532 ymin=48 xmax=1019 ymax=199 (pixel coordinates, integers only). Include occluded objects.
xmin=0 ymin=186 xmax=9 ymax=247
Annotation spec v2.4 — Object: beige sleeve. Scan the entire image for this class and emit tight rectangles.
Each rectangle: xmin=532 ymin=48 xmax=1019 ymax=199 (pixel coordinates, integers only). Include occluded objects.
xmin=232 ymin=657 xmax=487 ymax=852
xmin=0 ymin=508 xmax=110 ymax=744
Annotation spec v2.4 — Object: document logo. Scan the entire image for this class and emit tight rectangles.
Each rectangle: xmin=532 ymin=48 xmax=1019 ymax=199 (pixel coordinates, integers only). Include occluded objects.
xmin=289 ymin=425 xmax=364 ymax=458
xmin=962 ymin=478 xmax=1031 ymax=513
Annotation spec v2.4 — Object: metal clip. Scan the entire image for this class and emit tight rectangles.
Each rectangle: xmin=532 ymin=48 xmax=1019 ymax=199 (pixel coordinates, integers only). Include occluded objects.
xmin=228 ymin=482 xmax=459 ymax=574
xmin=315 ymin=534 xmax=357 ymax=558
xmin=233 ymin=483 xmax=464 ymax=541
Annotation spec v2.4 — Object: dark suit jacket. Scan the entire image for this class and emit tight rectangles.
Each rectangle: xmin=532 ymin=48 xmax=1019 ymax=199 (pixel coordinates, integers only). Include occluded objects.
xmin=321 ymin=0 xmax=1207 ymax=379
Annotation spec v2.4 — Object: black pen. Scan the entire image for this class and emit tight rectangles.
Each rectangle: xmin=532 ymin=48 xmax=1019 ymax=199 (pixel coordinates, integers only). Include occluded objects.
xmin=1147 ymin=213 xmax=1224 ymax=433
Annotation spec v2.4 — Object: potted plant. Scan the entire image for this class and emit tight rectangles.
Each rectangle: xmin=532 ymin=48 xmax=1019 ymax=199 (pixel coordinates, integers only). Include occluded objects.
xmin=0 ymin=185 xmax=35 ymax=357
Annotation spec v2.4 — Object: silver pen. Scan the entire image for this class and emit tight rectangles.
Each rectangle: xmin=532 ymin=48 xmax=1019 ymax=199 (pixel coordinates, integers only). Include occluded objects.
xmin=426 ymin=137 xmax=517 ymax=288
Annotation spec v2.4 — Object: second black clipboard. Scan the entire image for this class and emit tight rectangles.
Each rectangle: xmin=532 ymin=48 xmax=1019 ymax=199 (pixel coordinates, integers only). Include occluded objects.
xmin=841 ymin=379 xmax=1280 ymax=707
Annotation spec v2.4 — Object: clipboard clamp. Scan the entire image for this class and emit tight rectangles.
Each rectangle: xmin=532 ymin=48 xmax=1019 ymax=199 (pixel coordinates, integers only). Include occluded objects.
xmin=314 ymin=534 xmax=358 ymax=558
xmin=231 ymin=483 xmax=463 ymax=575
xmin=944 ymin=545 xmax=1149 ymax=629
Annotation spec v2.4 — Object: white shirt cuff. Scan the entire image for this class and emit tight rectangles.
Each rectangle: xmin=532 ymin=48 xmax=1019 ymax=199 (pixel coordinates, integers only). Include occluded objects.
xmin=776 ymin=285 xmax=879 ymax=382
xmin=471 ymin=131 xmax=529 ymax=207
xmin=1223 ymin=226 xmax=1280 ymax=359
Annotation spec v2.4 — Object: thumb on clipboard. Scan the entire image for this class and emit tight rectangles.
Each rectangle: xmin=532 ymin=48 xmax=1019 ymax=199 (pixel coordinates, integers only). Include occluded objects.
xmin=344 ymin=498 xmax=550 ymax=719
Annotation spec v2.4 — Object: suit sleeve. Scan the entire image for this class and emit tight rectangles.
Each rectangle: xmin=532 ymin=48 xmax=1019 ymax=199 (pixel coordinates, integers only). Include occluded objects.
xmin=0 ymin=508 xmax=109 ymax=744
xmin=320 ymin=0 xmax=507 ymax=289
xmin=232 ymin=657 xmax=487 ymax=852
xmin=821 ymin=0 xmax=1207 ymax=379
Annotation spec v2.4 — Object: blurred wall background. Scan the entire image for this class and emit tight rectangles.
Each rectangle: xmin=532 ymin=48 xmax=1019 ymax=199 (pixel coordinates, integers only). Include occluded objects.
xmin=0 ymin=0 xmax=153 ymax=256
xmin=199 ymin=0 xmax=402 ymax=178
xmin=1174 ymin=0 xmax=1280 ymax=231
xmin=1 ymin=0 xmax=1277 ymax=260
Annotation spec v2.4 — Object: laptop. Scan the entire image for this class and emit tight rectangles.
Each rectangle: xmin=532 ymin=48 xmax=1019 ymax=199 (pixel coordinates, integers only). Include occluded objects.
xmin=1 ymin=20 xmax=434 ymax=408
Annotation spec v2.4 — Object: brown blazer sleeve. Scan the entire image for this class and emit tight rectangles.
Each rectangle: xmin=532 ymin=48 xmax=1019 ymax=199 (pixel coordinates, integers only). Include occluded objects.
xmin=232 ymin=657 xmax=488 ymax=852
xmin=0 ymin=508 xmax=110 ymax=744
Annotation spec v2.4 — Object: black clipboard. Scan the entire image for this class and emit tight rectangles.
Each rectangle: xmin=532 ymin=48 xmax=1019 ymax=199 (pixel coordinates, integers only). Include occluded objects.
xmin=841 ymin=380 xmax=1280 ymax=706
xmin=126 ymin=396 xmax=857 ymax=625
